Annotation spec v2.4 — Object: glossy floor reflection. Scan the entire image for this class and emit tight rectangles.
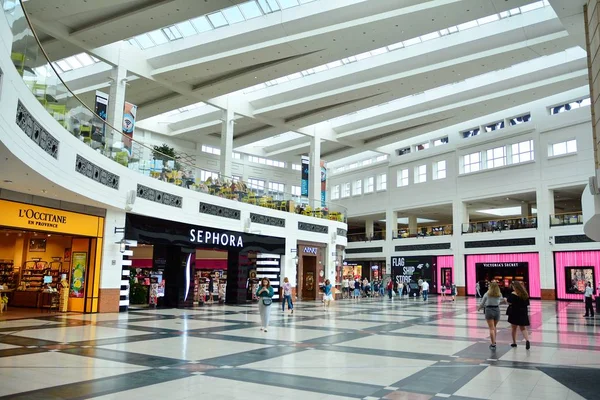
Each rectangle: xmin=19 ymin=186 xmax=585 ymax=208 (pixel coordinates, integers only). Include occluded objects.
xmin=0 ymin=297 xmax=598 ymax=399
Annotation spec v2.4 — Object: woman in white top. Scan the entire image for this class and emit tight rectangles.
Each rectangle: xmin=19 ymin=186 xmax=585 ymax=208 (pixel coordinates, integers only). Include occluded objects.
xmin=584 ymin=281 xmax=595 ymax=318
xmin=281 ymin=277 xmax=293 ymax=314
xmin=477 ymin=281 xmax=507 ymax=350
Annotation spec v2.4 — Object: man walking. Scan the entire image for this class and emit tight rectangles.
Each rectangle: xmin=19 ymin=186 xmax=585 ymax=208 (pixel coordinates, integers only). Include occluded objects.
xmin=421 ymin=280 xmax=430 ymax=302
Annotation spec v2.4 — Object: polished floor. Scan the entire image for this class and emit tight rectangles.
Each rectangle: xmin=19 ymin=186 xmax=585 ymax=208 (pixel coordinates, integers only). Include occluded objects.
xmin=0 ymin=296 xmax=598 ymax=399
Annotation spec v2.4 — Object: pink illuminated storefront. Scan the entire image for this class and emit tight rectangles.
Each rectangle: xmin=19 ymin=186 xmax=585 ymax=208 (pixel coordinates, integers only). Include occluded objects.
xmin=465 ymin=253 xmax=541 ymax=298
xmin=554 ymin=251 xmax=600 ymax=300
xmin=437 ymin=255 xmax=454 ymax=294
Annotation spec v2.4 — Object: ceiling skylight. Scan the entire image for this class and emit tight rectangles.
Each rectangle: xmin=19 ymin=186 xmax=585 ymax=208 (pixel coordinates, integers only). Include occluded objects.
xmin=51 ymin=52 xmax=102 ymax=73
xmin=126 ymin=0 xmax=318 ymax=50
xmin=244 ymin=0 xmax=551 ymax=94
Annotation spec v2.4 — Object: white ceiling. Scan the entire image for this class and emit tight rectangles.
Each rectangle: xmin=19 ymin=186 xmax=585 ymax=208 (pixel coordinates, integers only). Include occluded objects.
xmin=21 ymin=0 xmax=590 ymax=165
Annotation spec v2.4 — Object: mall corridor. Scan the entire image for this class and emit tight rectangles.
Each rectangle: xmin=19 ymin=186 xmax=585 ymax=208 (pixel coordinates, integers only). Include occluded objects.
xmin=0 ymin=298 xmax=596 ymax=399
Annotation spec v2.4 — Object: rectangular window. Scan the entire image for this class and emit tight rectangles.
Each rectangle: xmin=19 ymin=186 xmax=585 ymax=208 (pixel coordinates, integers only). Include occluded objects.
xmin=342 ymin=183 xmax=351 ymax=198
xmin=292 ymin=163 xmax=301 ymax=171
xmin=509 ymin=113 xmax=531 ymax=126
xmin=397 ymin=169 xmax=409 ymax=187
xmin=414 ymin=164 xmax=427 ymax=184
xmin=232 ymin=152 xmax=241 ymax=159
xmin=268 ymin=182 xmax=285 ymax=193
xmin=512 ymin=140 xmax=534 ymax=164
xmin=462 ymin=128 xmax=480 ymax=138
xmin=433 ymin=137 xmax=449 ymax=146
xmin=433 ymin=160 xmax=446 ymax=180
xmin=463 ymin=152 xmax=481 ymax=173
xmin=550 ymin=139 xmax=577 ymax=157
xmin=352 ymin=179 xmax=362 ymax=195
xmin=376 ymin=155 xmax=388 ymax=162
xmin=232 ymin=175 xmax=241 ymax=182
xmin=361 ymin=159 xmax=372 ymax=166
xmin=365 ymin=177 xmax=374 ymax=193
xmin=331 ymin=185 xmax=340 ymax=200
xmin=248 ymin=178 xmax=265 ymax=192
xmin=484 ymin=121 xmax=504 ymax=132
xmin=291 ymin=185 xmax=301 ymax=197
xmin=200 ymin=169 xmax=219 ymax=182
xmin=397 ymin=147 xmax=411 ymax=156
xmin=550 ymin=98 xmax=591 ymax=114
xmin=415 ymin=142 xmax=429 ymax=152
xmin=377 ymin=173 xmax=387 ymax=191
xmin=201 ymin=145 xmax=221 ymax=155
xmin=486 ymin=146 xmax=506 ymax=169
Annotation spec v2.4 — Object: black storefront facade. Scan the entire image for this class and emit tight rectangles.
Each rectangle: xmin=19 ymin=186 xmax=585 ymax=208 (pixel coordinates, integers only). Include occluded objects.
xmin=125 ymin=214 xmax=285 ymax=307
xmin=390 ymin=256 xmax=436 ymax=296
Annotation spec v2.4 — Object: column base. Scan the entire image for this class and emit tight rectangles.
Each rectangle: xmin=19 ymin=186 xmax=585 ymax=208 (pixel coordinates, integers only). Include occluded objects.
xmin=98 ymin=288 xmax=120 ymax=313
xmin=541 ymin=289 xmax=556 ymax=300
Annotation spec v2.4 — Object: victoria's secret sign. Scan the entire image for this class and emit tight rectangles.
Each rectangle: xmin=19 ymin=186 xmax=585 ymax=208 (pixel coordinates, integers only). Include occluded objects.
xmin=476 ymin=262 xmax=528 ymax=269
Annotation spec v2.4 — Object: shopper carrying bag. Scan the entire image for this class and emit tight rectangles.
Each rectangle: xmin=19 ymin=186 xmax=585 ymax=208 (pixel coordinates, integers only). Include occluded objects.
xmin=256 ymin=278 xmax=274 ymax=332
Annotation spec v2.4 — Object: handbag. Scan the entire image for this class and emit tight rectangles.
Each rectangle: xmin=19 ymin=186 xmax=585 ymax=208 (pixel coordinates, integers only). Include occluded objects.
xmin=261 ymin=297 xmax=272 ymax=306
xmin=506 ymin=305 xmax=512 ymax=316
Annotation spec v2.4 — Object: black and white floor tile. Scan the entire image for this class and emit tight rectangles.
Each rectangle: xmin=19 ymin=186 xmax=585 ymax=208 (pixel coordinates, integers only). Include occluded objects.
xmin=0 ymin=296 xmax=598 ymax=399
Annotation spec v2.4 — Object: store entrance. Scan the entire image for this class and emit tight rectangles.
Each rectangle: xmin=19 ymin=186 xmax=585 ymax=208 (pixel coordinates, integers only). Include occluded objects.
xmin=302 ymin=256 xmax=316 ymax=299
xmin=476 ymin=262 xmax=529 ymax=297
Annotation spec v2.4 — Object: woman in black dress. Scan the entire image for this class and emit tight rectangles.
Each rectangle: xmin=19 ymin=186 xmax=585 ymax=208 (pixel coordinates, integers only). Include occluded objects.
xmin=507 ymin=281 xmax=531 ymax=349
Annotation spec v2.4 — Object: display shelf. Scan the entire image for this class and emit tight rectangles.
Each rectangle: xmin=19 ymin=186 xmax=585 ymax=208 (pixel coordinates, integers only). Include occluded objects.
xmin=0 ymin=259 xmax=15 ymax=289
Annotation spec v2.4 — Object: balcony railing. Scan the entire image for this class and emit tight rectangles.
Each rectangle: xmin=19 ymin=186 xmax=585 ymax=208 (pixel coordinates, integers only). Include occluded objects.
xmin=347 ymin=231 xmax=385 ymax=242
xmin=462 ymin=216 xmax=537 ymax=234
xmin=549 ymin=212 xmax=583 ymax=227
xmin=394 ymin=225 xmax=453 ymax=239
xmin=3 ymin=0 xmax=346 ymax=223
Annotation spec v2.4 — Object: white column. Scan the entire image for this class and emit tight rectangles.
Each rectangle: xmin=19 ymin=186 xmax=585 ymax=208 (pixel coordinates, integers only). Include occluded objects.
xmin=408 ymin=216 xmax=418 ymax=236
xmin=452 ymin=200 xmax=468 ymax=290
xmin=220 ymin=108 xmax=234 ymax=179
xmin=386 ymin=209 xmax=396 ymax=241
xmin=309 ymin=134 xmax=321 ymax=208
xmin=107 ymin=64 xmax=127 ymax=148
xmin=365 ymin=218 xmax=375 ymax=238
xmin=537 ymin=187 xmax=555 ymax=295
xmin=283 ymin=236 xmax=298 ymax=288
xmin=100 ymin=210 xmax=126 ymax=312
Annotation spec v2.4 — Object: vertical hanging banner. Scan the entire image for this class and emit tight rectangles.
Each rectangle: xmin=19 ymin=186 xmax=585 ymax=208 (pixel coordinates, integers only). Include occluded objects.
xmin=122 ymin=102 xmax=137 ymax=155
xmin=320 ymin=160 xmax=327 ymax=207
xmin=93 ymin=91 xmax=109 ymax=144
xmin=301 ymin=156 xmax=309 ymax=197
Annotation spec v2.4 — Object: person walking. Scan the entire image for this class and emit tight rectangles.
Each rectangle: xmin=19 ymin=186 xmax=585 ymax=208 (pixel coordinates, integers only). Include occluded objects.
xmin=441 ymin=283 xmax=446 ymax=301
xmin=450 ymin=283 xmax=457 ymax=302
xmin=379 ymin=280 xmax=385 ymax=297
xmin=342 ymin=276 xmax=349 ymax=299
xmin=207 ymin=277 xmax=214 ymax=304
xmin=281 ymin=277 xmax=294 ymax=314
xmin=418 ymin=278 xmax=423 ymax=298
xmin=584 ymin=281 xmax=595 ymax=318
xmin=476 ymin=281 xmax=481 ymax=298
xmin=256 ymin=278 xmax=274 ymax=332
xmin=397 ymin=281 xmax=404 ymax=298
xmin=353 ymin=278 xmax=361 ymax=301
xmin=421 ymin=280 xmax=430 ymax=301
xmin=477 ymin=281 xmax=507 ymax=350
xmin=507 ymin=281 xmax=531 ymax=349
xmin=387 ymin=278 xmax=394 ymax=300
xmin=323 ymin=279 xmax=333 ymax=310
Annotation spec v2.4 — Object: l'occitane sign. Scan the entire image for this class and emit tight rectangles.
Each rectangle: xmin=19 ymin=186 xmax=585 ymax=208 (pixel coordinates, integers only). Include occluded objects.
xmin=0 ymin=199 xmax=103 ymax=237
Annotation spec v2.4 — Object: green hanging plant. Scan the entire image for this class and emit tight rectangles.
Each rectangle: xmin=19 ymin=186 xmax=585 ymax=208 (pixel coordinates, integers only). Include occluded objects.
xmin=152 ymin=144 xmax=180 ymax=169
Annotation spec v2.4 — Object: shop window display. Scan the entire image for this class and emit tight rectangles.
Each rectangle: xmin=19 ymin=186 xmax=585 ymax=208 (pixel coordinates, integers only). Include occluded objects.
xmin=565 ymin=267 xmax=595 ymax=294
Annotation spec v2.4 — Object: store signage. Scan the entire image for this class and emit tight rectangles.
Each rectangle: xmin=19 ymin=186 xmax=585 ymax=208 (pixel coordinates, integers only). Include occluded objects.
xmin=391 ymin=256 xmax=434 ymax=284
xmin=303 ymin=247 xmax=318 ymax=254
xmin=301 ymin=156 xmax=309 ymax=197
xmin=189 ymin=228 xmax=244 ymax=248
xmin=371 ymin=265 xmax=379 ymax=270
xmin=476 ymin=262 xmax=528 ymax=268
xmin=0 ymin=199 xmax=103 ymax=237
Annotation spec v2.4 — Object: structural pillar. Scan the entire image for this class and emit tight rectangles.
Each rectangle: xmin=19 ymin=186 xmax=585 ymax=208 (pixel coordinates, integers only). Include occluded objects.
xmin=220 ymin=108 xmax=234 ymax=179
xmin=309 ymin=134 xmax=321 ymax=208
xmin=408 ymin=216 xmax=418 ymax=236
xmin=107 ymin=63 xmax=127 ymax=149
xmin=521 ymin=202 xmax=533 ymax=218
xmin=452 ymin=200 xmax=469 ymax=294
xmin=365 ymin=218 xmax=375 ymax=239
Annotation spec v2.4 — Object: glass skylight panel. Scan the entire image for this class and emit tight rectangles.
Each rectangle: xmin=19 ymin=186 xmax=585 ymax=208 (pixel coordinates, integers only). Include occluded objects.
xmin=278 ymin=0 xmax=299 ymax=9
xmin=499 ymin=11 xmax=510 ymax=18
xmin=75 ymin=53 xmax=95 ymax=67
xmin=477 ymin=15 xmax=499 ymax=25
xmin=403 ymin=37 xmax=421 ymax=47
xmin=448 ymin=26 xmax=459 ymax=33
xmin=457 ymin=20 xmax=479 ymax=31
xmin=162 ymin=26 xmax=183 ymax=40
xmin=355 ymin=52 xmax=372 ymax=61
xmin=301 ymin=68 xmax=315 ymax=76
xmin=370 ymin=47 xmax=388 ymax=56
xmin=275 ymin=76 xmax=289 ymax=84
xmin=266 ymin=0 xmax=281 ymax=11
xmin=287 ymin=72 xmax=302 ymax=80
xmin=509 ymin=7 xmax=521 ymax=16
xmin=387 ymin=42 xmax=404 ymax=50
xmin=326 ymin=60 xmax=343 ymax=68
xmin=257 ymin=0 xmax=273 ymax=13
xmin=239 ymin=1 xmax=263 ymax=19
xmin=56 ymin=60 xmax=72 ymax=71
xmin=134 ymin=34 xmax=155 ymax=48
xmin=520 ymin=2 xmax=543 ymax=12
xmin=439 ymin=28 xmax=449 ymax=36
xmin=420 ymin=32 xmax=440 ymax=42
xmin=64 ymin=56 xmax=82 ymax=69
xmin=222 ymin=6 xmax=245 ymax=24
xmin=147 ymin=30 xmax=168 ymax=45
xmin=176 ymin=21 xmax=197 ymax=37
xmin=208 ymin=11 xmax=228 ymax=28
xmin=127 ymin=39 xmax=140 ymax=48
xmin=190 ymin=16 xmax=213 ymax=32
xmin=313 ymin=64 xmax=328 ymax=73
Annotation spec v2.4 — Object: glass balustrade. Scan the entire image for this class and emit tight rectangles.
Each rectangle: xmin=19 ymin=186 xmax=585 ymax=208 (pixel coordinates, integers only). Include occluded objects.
xmin=461 ymin=217 xmax=537 ymax=234
xmin=347 ymin=231 xmax=385 ymax=242
xmin=549 ymin=212 xmax=583 ymax=227
xmin=394 ymin=225 xmax=453 ymax=239
xmin=3 ymin=0 xmax=346 ymax=223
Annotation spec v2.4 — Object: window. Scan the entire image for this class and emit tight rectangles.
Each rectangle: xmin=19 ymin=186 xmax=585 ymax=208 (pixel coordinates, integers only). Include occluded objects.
xmin=397 ymin=147 xmax=411 ymax=156
xmin=201 ymin=145 xmax=221 ymax=155
xmin=292 ymin=163 xmax=301 ymax=171
xmin=232 ymin=175 xmax=241 ymax=182
xmin=433 ymin=160 xmax=446 ymax=180
xmin=249 ymin=156 xmax=285 ymax=168
xmin=484 ymin=121 xmax=505 ymax=132
xmin=348 ymin=162 xmax=358 ymax=170
xmin=291 ymin=185 xmax=301 ymax=197
xmin=550 ymin=98 xmax=591 ymax=114
xmin=361 ymin=159 xmax=372 ymax=166
xmin=376 ymin=155 xmax=388 ymax=162
xmin=462 ymin=128 xmax=480 ymax=138
xmin=342 ymin=183 xmax=351 ymax=198
xmin=486 ymin=146 xmax=506 ymax=169
xmin=397 ymin=169 xmax=409 ymax=187
xmin=463 ymin=152 xmax=481 ymax=173
xmin=232 ymin=152 xmax=241 ymax=159
xmin=268 ymin=182 xmax=285 ymax=193
xmin=352 ymin=179 xmax=362 ymax=195
xmin=509 ymin=113 xmax=531 ymax=126
xmin=248 ymin=178 xmax=265 ymax=192
xmin=365 ymin=177 xmax=374 ymax=193
xmin=332 ymin=185 xmax=340 ymax=200
xmin=200 ymin=169 xmax=219 ymax=182
xmin=377 ymin=174 xmax=387 ymax=191
xmin=434 ymin=137 xmax=449 ymax=146
xmin=414 ymin=164 xmax=427 ymax=184
xmin=550 ymin=140 xmax=577 ymax=157
xmin=415 ymin=142 xmax=429 ymax=152
xmin=512 ymin=140 xmax=534 ymax=164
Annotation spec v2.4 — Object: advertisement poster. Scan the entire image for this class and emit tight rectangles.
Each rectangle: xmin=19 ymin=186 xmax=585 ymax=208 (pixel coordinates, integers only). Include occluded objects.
xmin=69 ymin=252 xmax=87 ymax=298
xmin=122 ymin=102 xmax=137 ymax=155
xmin=93 ymin=91 xmax=109 ymax=143
xmin=391 ymin=256 xmax=435 ymax=285
xmin=565 ymin=267 xmax=595 ymax=294
xmin=301 ymin=156 xmax=309 ymax=197
xmin=320 ymin=160 xmax=327 ymax=207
